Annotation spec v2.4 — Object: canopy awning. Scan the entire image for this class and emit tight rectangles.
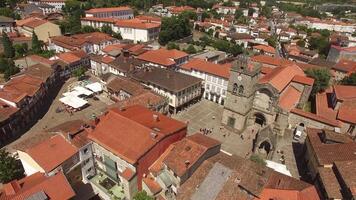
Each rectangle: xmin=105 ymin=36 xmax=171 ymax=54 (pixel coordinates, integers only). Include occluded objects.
xmin=59 ymin=96 xmax=88 ymax=109
xmin=85 ymin=82 xmax=103 ymax=93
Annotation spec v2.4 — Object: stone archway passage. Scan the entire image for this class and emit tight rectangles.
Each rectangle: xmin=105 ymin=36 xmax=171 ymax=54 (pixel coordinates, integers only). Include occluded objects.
xmin=259 ymin=140 xmax=272 ymax=155
xmin=254 ymin=113 xmax=266 ymax=126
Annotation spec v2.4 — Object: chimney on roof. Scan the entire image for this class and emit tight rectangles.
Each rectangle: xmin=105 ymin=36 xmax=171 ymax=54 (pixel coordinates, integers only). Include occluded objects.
xmin=185 ymin=160 xmax=190 ymax=168
xmin=120 ymin=106 xmax=126 ymax=111
xmin=153 ymin=114 xmax=159 ymax=122
xmin=150 ymin=132 xmax=158 ymax=139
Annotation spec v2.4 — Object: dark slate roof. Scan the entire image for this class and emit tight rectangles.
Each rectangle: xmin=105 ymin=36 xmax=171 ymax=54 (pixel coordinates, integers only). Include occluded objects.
xmin=132 ymin=67 xmax=202 ymax=93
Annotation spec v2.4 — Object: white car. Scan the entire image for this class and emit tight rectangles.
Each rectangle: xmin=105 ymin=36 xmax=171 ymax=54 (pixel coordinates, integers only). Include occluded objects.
xmin=293 ymin=126 xmax=303 ymax=141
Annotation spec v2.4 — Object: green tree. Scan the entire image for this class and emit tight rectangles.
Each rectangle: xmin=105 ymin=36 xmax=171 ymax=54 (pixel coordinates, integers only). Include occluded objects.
xmin=159 ymin=14 xmax=192 ymax=45
xmin=31 ymin=32 xmax=42 ymax=54
xmin=2 ymin=32 xmax=15 ymax=58
xmin=72 ymin=66 xmax=86 ymax=79
xmin=230 ymin=44 xmax=243 ymax=56
xmin=250 ymin=154 xmax=266 ymax=166
xmin=308 ymin=36 xmax=330 ymax=58
xmin=184 ymin=44 xmax=197 ymax=54
xmin=167 ymin=42 xmax=180 ymax=50
xmin=341 ymin=73 xmax=356 ymax=86
xmin=81 ymin=25 xmax=98 ymax=33
xmin=133 ymin=191 xmax=154 ymax=200
xmin=305 ymin=68 xmax=331 ymax=97
xmin=266 ymin=35 xmax=278 ymax=48
xmin=14 ymin=43 xmax=28 ymax=58
xmin=234 ymin=9 xmax=243 ymax=20
xmin=0 ymin=149 xmax=24 ymax=183
xmin=296 ymin=40 xmax=305 ymax=47
xmin=101 ymin=25 xmax=113 ymax=35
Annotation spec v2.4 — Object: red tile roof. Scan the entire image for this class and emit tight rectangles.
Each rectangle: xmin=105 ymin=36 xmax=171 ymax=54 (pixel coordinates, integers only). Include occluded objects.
xmin=142 ymin=175 xmax=162 ymax=195
xmin=137 ymin=48 xmax=188 ymax=67
xmin=0 ymin=101 xmax=19 ymax=123
xmin=88 ymin=105 xmax=186 ymax=164
xmin=334 ymin=85 xmax=356 ymax=101
xmin=332 ymin=59 xmax=356 ymax=73
xmin=17 ymin=18 xmax=48 ymax=28
xmin=259 ymin=65 xmax=305 ymax=92
xmin=291 ymin=109 xmax=341 ymax=127
xmin=337 ymin=100 xmax=356 ymax=124
xmin=181 ymin=58 xmax=232 ymax=79
xmin=253 ymin=45 xmax=275 ymax=54
xmin=306 ymin=128 xmax=356 ymax=165
xmin=57 ymin=50 xmax=87 ymax=64
xmin=136 ymin=15 xmax=161 ymax=23
xmin=292 ymin=75 xmax=314 ymax=86
xmin=25 ymin=135 xmax=78 ymax=173
xmin=251 ymin=55 xmax=294 ymax=67
xmin=0 ymin=172 xmax=75 ymax=200
xmin=315 ymin=92 xmax=338 ymax=121
xmin=278 ymin=85 xmax=302 ymax=111
xmin=120 ymin=168 xmax=135 ymax=181
xmin=115 ymin=18 xmax=161 ymax=29
xmin=85 ymin=6 xmax=132 ymax=14
xmin=81 ymin=17 xmax=118 ymax=23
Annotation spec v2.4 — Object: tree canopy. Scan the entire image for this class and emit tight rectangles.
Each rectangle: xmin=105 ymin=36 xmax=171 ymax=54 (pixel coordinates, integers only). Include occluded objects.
xmin=1 ymin=32 xmax=15 ymax=58
xmin=0 ymin=149 xmax=24 ymax=183
xmin=305 ymin=68 xmax=331 ymax=97
xmin=159 ymin=14 xmax=192 ymax=45
xmin=133 ymin=191 xmax=154 ymax=200
xmin=341 ymin=73 xmax=356 ymax=86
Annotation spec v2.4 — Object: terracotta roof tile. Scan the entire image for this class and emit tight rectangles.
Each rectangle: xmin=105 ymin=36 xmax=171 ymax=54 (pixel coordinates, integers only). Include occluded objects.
xmin=291 ymin=109 xmax=341 ymax=127
xmin=88 ymin=105 xmax=186 ymax=164
xmin=251 ymin=55 xmax=294 ymax=67
xmin=85 ymin=6 xmax=132 ymax=14
xmin=334 ymin=85 xmax=356 ymax=101
xmin=306 ymin=128 xmax=356 ymax=165
xmin=25 ymin=135 xmax=78 ymax=173
xmin=337 ymin=100 xmax=356 ymax=124
xmin=292 ymin=75 xmax=314 ymax=85
xmin=334 ymin=160 xmax=356 ymax=196
xmin=253 ymin=45 xmax=275 ymax=54
xmin=120 ymin=168 xmax=135 ymax=181
xmin=0 ymin=172 xmax=75 ymax=200
xmin=318 ymin=167 xmax=343 ymax=199
xmin=259 ymin=65 xmax=305 ymax=92
xmin=278 ymin=85 xmax=302 ymax=111
xmin=142 ymin=176 xmax=162 ymax=195
xmin=332 ymin=59 xmax=356 ymax=73
xmin=181 ymin=58 xmax=231 ymax=79
xmin=116 ymin=18 xmax=160 ymax=29
xmin=137 ymin=48 xmax=188 ymax=67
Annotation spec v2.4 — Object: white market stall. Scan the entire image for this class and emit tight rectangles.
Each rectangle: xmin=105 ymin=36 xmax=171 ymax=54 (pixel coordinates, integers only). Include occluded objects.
xmin=85 ymin=82 xmax=103 ymax=93
xmin=59 ymin=96 xmax=88 ymax=111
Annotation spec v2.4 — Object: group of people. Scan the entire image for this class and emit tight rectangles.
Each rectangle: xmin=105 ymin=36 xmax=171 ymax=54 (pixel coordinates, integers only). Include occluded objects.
xmin=200 ymin=128 xmax=213 ymax=135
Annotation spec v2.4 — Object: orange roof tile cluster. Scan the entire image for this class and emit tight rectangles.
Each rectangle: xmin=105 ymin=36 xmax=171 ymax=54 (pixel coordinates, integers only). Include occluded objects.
xmin=278 ymin=85 xmax=302 ymax=111
xmin=291 ymin=109 xmax=341 ymax=127
xmin=168 ymin=6 xmax=195 ymax=14
xmin=292 ymin=75 xmax=314 ymax=85
xmin=0 ymin=74 xmax=44 ymax=104
xmin=0 ymin=101 xmax=19 ymax=123
xmin=116 ymin=18 xmax=161 ymax=29
xmin=142 ymin=175 xmax=162 ymax=195
xmin=16 ymin=17 xmax=48 ymax=28
xmin=163 ymin=134 xmax=220 ymax=177
xmin=334 ymin=85 xmax=356 ymax=101
xmin=51 ymin=32 xmax=116 ymax=50
xmin=85 ymin=6 xmax=133 ymax=14
xmin=0 ymin=172 xmax=75 ymax=200
xmin=253 ymin=44 xmax=275 ymax=54
xmin=306 ymin=128 xmax=356 ymax=165
xmin=88 ymin=105 xmax=186 ymax=164
xmin=137 ymin=48 xmax=188 ymax=67
xmin=81 ymin=17 xmax=118 ymax=23
xmin=337 ymin=100 xmax=356 ymax=124
xmin=25 ymin=135 xmax=78 ymax=173
xmin=136 ymin=15 xmax=161 ymax=23
xmin=181 ymin=58 xmax=232 ymax=79
xmin=251 ymin=55 xmax=294 ymax=67
xmin=259 ymin=65 xmax=305 ymax=92
xmin=333 ymin=59 xmax=356 ymax=73
xmin=57 ymin=50 xmax=87 ymax=64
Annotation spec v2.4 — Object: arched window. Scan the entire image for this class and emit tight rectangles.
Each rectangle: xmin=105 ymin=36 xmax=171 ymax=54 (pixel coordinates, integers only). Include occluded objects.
xmin=238 ymin=85 xmax=244 ymax=94
xmin=233 ymin=83 xmax=238 ymax=94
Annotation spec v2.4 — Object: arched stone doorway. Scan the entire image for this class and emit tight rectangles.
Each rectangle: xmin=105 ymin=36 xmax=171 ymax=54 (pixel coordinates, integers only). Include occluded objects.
xmin=259 ymin=140 xmax=272 ymax=155
xmin=254 ymin=113 xmax=266 ymax=127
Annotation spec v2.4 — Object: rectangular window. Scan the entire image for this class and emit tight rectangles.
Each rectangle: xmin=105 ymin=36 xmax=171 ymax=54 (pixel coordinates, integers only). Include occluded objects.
xmin=227 ymin=117 xmax=236 ymax=128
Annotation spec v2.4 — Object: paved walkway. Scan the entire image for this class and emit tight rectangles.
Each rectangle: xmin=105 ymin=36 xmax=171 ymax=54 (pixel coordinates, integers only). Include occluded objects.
xmin=173 ymin=100 xmax=254 ymax=158
xmin=6 ymin=77 xmax=111 ymax=152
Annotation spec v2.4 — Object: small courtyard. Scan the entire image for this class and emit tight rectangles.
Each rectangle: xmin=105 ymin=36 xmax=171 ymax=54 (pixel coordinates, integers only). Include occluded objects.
xmin=90 ymin=171 xmax=125 ymax=200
